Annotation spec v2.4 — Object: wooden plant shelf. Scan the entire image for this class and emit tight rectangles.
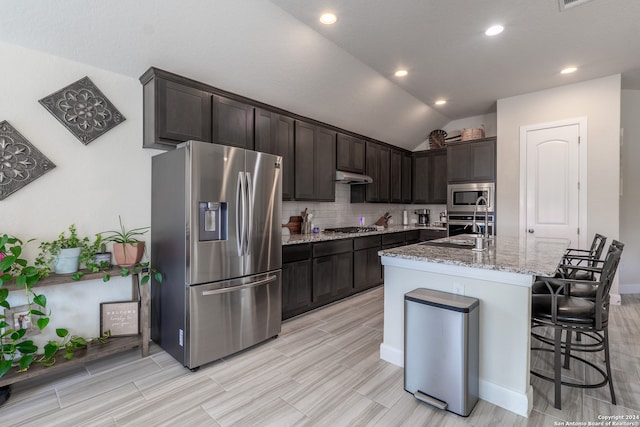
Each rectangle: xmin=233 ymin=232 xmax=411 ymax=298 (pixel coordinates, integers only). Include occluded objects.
xmin=1 ymin=268 xmax=150 ymax=388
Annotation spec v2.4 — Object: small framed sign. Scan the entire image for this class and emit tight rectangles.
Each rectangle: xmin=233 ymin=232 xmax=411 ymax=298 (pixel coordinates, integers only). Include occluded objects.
xmin=100 ymin=301 xmax=139 ymax=337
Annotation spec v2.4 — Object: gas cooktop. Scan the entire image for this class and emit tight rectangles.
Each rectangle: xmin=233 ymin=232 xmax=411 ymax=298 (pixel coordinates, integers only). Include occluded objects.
xmin=324 ymin=226 xmax=378 ymax=234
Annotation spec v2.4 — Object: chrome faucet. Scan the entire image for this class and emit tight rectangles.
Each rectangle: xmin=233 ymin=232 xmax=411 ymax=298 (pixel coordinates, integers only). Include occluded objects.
xmin=472 ymin=196 xmax=489 ymax=240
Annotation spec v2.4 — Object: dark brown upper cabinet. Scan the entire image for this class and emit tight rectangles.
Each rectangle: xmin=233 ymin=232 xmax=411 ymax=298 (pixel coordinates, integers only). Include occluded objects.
xmin=336 ymin=133 xmax=366 ymax=174
xmin=447 ymin=137 xmax=496 ymax=183
xmin=254 ymin=108 xmax=295 ymax=200
xmin=413 ymin=148 xmax=447 ymax=204
xmin=390 ymin=148 xmax=403 ymax=203
xmin=295 ymin=121 xmax=336 ymax=201
xmin=142 ymin=73 xmax=213 ymax=149
xmin=366 ymin=141 xmax=391 ymax=203
xmin=401 ymin=152 xmax=413 ymax=203
xmin=212 ymin=95 xmax=254 ymax=150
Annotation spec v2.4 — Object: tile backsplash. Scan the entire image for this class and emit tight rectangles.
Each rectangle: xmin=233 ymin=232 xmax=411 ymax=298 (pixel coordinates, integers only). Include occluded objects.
xmin=283 ymin=184 xmax=445 ymax=230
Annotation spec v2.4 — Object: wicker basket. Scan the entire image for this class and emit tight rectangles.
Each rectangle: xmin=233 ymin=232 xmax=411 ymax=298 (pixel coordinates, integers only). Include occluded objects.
xmin=461 ymin=127 xmax=485 ymax=141
xmin=428 ymin=129 xmax=447 ymax=148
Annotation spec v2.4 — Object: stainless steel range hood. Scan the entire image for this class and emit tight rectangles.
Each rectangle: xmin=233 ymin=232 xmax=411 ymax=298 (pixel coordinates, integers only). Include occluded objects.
xmin=335 ymin=170 xmax=373 ymax=184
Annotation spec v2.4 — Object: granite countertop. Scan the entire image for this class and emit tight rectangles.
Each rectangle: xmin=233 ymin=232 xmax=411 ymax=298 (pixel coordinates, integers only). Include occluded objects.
xmin=282 ymin=224 xmax=447 ymax=246
xmin=378 ymin=234 xmax=570 ymax=277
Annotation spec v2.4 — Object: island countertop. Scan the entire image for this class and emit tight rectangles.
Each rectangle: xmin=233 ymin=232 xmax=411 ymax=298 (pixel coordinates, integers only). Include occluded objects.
xmin=378 ymin=234 xmax=570 ymax=277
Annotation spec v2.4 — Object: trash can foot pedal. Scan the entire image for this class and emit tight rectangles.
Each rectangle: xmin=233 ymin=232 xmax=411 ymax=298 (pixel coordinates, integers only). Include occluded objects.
xmin=414 ymin=391 xmax=448 ymax=410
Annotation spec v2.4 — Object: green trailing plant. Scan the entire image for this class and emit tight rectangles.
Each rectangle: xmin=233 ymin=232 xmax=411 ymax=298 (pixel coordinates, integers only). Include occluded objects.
xmin=35 ymin=224 xmax=91 ymax=277
xmin=0 ymin=233 xmax=104 ymax=379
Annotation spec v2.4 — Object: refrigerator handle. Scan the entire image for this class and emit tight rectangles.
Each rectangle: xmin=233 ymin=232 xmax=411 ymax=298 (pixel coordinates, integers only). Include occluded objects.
xmin=245 ymin=171 xmax=253 ymax=255
xmin=236 ymin=171 xmax=244 ymax=256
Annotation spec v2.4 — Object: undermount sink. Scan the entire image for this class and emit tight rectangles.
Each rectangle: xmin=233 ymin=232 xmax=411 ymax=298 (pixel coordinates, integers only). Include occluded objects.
xmin=420 ymin=240 xmax=475 ymax=249
xmin=420 ymin=237 xmax=491 ymax=250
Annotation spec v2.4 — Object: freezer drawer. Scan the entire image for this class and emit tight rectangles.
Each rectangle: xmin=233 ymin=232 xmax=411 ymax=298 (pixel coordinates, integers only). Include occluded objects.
xmin=187 ymin=270 xmax=281 ymax=369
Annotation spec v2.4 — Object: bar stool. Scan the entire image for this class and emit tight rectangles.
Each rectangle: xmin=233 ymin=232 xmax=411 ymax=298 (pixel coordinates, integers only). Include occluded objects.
xmin=530 ymin=241 xmax=623 ymax=410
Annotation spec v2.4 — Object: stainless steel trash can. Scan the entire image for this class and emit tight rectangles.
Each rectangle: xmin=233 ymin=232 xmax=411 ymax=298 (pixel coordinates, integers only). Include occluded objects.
xmin=404 ymin=288 xmax=479 ymax=417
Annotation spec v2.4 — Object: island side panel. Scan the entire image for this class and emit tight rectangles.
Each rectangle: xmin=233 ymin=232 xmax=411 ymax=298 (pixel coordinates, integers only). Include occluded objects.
xmin=381 ymin=262 xmax=533 ymax=416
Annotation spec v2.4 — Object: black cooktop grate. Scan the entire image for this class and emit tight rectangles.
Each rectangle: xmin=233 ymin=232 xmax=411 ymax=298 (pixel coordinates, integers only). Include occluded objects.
xmin=324 ymin=226 xmax=377 ymax=233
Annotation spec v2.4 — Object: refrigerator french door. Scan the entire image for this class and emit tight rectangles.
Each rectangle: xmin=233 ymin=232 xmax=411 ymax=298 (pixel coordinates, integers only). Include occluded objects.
xmin=151 ymin=140 xmax=282 ymax=369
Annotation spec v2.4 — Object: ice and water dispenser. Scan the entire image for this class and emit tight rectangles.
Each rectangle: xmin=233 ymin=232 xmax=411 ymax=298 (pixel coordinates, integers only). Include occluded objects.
xmin=198 ymin=202 xmax=228 ymax=241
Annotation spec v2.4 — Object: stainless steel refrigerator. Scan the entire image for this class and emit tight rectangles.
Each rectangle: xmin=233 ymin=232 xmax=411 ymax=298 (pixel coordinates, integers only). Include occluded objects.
xmin=151 ymin=140 xmax=282 ymax=369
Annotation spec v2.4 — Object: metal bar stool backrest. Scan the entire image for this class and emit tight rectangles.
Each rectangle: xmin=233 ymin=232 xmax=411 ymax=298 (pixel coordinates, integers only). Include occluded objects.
xmin=594 ymin=241 xmax=624 ymax=330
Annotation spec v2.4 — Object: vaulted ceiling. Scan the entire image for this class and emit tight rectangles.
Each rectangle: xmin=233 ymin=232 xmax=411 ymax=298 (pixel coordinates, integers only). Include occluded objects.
xmin=1 ymin=0 xmax=639 ymax=150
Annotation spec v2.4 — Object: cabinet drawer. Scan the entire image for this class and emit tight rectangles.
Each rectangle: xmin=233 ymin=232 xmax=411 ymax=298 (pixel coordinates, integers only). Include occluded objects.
xmin=313 ymin=239 xmax=353 ymax=257
xmin=404 ymin=230 xmax=420 ymax=244
xmin=381 ymin=232 xmax=405 ymax=246
xmin=283 ymin=243 xmax=312 ymax=263
xmin=354 ymin=235 xmax=381 ymax=250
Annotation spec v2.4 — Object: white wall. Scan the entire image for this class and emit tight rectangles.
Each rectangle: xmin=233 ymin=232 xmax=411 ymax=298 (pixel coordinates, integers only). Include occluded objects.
xmin=620 ymin=90 xmax=640 ymax=292
xmin=0 ymin=41 xmax=161 ymax=344
xmin=497 ymin=75 xmax=621 ymax=295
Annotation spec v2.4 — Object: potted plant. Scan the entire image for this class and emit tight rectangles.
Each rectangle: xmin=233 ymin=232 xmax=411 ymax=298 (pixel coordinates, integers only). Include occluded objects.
xmin=35 ymin=225 xmax=90 ymax=275
xmin=101 ymin=216 xmax=149 ymax=267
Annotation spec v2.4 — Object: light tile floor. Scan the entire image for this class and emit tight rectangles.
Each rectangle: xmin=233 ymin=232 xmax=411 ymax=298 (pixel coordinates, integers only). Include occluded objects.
xmin=2 ymin=288 xmax=639 ymax=426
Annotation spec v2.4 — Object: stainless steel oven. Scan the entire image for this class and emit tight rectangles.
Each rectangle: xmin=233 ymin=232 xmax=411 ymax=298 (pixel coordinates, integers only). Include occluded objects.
xmin=448 ymin=213 xmax=495 ymax=237
xmin=447 ymin=182 xmax=495 ymax=213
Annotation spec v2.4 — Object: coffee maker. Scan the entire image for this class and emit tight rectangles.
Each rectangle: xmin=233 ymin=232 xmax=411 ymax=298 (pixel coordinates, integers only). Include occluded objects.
xmin=414 ymin=209 xmax=430 ymax=226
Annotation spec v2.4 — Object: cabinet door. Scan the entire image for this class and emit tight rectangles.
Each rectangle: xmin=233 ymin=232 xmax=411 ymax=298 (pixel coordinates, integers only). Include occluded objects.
xmin=378 ymin=146 xmax=391 ymax=202
xmin=355 ymin=248 xmax=380 ymax=291
xmin=402 ymin=152 xmax=412 ymax=203
xmin=412 ymin=153 xmax=429 ymax=203
xmin=294 ymin=121 xmax=316 ymax=200
xmin=312 ymin=256 xmax=334 ymax=303
xmin=390 ymin=149 xmax=403 ymax=203
xmin=365 ymin=141 xmax=380 ymax=202
xmin=447 ymin=143 xmax=472 ymax=183
xmin=430 ymin=149 xmax=448 ymax=203
xmin=336 ymin=134 xmax=365 ymax=173
xmin=255 ymin=109 xmax=295 ymax=200
xmin=470 ymin=139 xmax=496 ymax=181
xmin=315 ymin=127 xmax=337 ymax=201
xmin=333 ymin=252 xmax=354 ymax=297
xmin=282 ymin=260 xmax=312 ymax=319
xmin=155 ymin=78 xmax=212 ymax=146
xmin=213 ymin=95 xmax=254 ymax=149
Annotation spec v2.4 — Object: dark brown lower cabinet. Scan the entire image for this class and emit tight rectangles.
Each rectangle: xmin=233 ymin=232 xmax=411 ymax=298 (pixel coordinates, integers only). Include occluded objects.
xmin=353 ymin=235 xmax=382 ymax=291
xmin=312 ymin=240 xmax=353 ymax=305
xmin=282 ymin=244 xmax=312 ymax=320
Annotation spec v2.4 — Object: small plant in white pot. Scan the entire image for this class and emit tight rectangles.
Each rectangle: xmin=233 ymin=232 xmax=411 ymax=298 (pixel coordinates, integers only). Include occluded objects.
xmin=35 ymin=224 xmax=90 ymax=275
xmin=101 ymin=216 xmax=148 ymax=267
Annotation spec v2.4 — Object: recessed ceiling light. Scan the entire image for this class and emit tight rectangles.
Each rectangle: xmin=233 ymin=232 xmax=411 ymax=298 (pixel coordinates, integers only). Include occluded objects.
xmin=319 ymin=13 xmax=337 ymax=25
xmin=435 ymin=99 xmax=447 ymax=106
xmin=394 ymin=69 xmax=408 ymax=77
xmin=561 ymin=66 xmax=578 ymax=74
xmin=485 ymin=25 xmax=504 ymax=36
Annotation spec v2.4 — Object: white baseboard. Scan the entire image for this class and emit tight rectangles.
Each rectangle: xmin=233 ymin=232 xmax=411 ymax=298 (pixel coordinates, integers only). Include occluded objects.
xmin=610 ymin=293 xmax=621 ymax=305
xmin=619 ymin=283 xmax=640 ymax=294
xmin=380 ymin=343 xmax=532 ymax=417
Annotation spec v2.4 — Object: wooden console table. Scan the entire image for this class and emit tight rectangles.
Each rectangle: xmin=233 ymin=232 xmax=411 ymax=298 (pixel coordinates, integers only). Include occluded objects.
xmin=0 ymin=269 xmax=150 ymax=388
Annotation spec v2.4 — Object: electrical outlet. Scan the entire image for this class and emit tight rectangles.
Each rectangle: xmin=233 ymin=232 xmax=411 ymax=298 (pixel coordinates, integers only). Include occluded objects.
xmin=453 ymin=283 xmax=465 ymax=295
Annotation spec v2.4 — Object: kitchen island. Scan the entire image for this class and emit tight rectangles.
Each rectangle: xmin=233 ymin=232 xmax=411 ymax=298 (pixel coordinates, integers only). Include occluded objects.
xmin=378 ymin=235 xmax=569 ymax=417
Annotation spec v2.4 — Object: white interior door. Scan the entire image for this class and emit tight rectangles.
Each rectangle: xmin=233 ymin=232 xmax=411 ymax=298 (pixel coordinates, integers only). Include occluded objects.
xmin=522 ymin=122 xmax=583 ymax=245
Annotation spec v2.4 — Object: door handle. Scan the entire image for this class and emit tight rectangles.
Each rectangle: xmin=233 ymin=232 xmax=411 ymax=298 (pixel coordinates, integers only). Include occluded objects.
xmin=528 ymin=228 xmax=534 ymax=234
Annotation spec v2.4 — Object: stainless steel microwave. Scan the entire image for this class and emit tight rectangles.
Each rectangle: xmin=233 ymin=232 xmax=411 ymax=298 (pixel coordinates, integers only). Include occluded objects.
xmin=447 ymin=182 xmax=495 ymax=213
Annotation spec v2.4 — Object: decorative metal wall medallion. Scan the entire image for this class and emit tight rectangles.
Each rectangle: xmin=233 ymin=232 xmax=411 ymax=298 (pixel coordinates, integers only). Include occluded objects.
xmin=0 ymin=121 xmax=56 ymax=200
xmin=39 ymin=76 xmax=126 ymax=145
